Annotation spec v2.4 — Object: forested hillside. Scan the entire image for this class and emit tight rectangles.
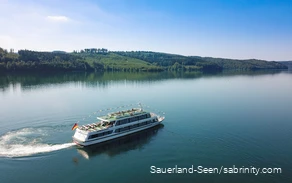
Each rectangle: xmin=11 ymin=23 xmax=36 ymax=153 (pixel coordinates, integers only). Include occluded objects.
xmin=114 ymin=51 xmax=222 ymax=71
xmin=201 ymin=57 xmax=288 ymax=70
xmin=0 ymin=47 xmax=288 ymax=72
xmin=0 ymin=48 xmax=95 ymax=71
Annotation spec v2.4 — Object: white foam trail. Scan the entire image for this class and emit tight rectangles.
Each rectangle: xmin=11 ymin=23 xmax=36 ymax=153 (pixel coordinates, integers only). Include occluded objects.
xmin=0 ymin=128 xmax=75 ymax=158
xmin=1 ymin=128 xmax=33 ymax=142
xmin=0 ymin=143 xmax=75 ymax=158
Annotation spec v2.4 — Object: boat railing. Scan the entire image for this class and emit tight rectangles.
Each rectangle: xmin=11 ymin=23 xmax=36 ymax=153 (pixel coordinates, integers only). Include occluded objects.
xmin=80 ymin=121 xmax=114 ymax=132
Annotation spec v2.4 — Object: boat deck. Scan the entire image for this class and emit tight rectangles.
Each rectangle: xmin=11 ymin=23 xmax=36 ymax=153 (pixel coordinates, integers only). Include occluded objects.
xmin=79 ymin=123 xmax=112 ymax=132
xmin=78 ymin=108 xmax=150 ymax=132
xmin=98 ymin=108 xmax=147 ymax=121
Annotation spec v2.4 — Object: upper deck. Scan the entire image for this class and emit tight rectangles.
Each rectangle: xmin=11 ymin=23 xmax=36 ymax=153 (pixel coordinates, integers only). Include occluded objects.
xmin=78 ymin=108 xmax=150 ymax=132
xmin=97 ymin=108 xmax=147 ymax=122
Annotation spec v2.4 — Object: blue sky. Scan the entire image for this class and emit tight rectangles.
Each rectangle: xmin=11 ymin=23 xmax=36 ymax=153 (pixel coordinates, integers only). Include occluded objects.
xmin=0 ymin=0 xmax=291 ymax=60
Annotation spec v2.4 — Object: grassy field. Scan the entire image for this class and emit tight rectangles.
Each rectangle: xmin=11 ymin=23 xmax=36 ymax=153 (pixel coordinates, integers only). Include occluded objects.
xmin=77 ymin=53 xmax=163 ymax=71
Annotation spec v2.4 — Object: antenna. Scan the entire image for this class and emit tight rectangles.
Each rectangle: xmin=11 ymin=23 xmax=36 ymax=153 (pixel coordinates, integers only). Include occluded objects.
xmin=138 ymin=102 xmax=143 ymax=111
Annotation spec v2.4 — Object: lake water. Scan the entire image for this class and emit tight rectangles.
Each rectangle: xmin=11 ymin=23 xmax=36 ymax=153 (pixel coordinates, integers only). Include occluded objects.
xmin=0 ymin=70 xmax=292 ymax=183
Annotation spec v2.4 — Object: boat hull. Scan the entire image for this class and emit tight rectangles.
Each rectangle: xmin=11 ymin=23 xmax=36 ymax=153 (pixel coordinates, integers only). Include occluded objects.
xmin=73 ymin=119 xmax=164 ymax=146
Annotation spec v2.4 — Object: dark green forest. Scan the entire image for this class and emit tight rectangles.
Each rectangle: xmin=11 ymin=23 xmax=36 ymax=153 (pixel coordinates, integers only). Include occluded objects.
xmin=201 ymin=57 xmax=288 ymax=70
xmin=279 ymin=61 xmax=292 ymax=70
xmin=0 ymin=47 xmax=288 ymax=72
xmin=0 ymin=48 xmax=103 ymax=72
xmin=114 ymin=51 xmax=222 ymax=71
xmin=115 ymin=51 xmax=287 ymax=70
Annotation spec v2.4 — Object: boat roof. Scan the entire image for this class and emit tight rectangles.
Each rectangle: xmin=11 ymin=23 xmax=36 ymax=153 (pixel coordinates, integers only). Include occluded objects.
xmin=97 ymin=108 xmax=148 ymax=122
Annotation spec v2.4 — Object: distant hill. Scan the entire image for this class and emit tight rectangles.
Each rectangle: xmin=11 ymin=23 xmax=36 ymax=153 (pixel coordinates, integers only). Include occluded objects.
xmin=52 ymin=50 xmax=67 ymax=54
xmin=75 ymin=52 xmax=163 ymax=72
xmin=0 ymin=47 xmax=288 ymax=72
xmin=114 ymin=51 xmax=222 ymax=71
xmin=200 ymin=57 xmax=288 ymax=70
xmin=279 ymin=61 xmax=292 ymax=69
xmin=115 ymin=51 xmax=287 ymax=70
xmin=0 ymin=48 xmax=93 ymax=72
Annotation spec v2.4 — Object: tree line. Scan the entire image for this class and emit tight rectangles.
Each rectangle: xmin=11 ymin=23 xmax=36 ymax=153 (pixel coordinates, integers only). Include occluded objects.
xmin=0 ymin=48 xmax=103 ymax=72
xmin=115 ymin=51 xmax=287 ymax=71
xmin=114 ymin=51 xmax=223 ymax=71
xmin=73 ymin=48 xmax=108 ymax=54
xmin=0 ymin=47 xmax=287 ymax=72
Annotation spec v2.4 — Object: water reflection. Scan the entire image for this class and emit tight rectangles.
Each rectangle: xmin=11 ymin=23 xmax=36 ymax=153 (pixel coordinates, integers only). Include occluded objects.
xmin=76 ymin=124 xmax=164 ymax=160
xmin=0 ymin=70 xmax=288 ymax=93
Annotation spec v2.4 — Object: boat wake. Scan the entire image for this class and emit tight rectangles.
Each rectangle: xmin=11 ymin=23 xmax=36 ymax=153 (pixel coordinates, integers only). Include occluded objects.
xmin=0 ymin=127 xmax=75 ymax=158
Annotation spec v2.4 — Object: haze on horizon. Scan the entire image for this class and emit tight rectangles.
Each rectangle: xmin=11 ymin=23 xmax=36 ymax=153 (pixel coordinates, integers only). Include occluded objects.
xmin=0 ymin=0 xmax=291 ymax=61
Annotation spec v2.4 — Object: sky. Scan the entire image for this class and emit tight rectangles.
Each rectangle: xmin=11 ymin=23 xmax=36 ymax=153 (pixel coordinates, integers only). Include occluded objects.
xmin=0 ymin=0 xmax=291 ymax=60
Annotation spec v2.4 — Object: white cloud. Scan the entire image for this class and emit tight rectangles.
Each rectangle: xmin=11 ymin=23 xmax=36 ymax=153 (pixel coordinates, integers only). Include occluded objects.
xmin=47 ymin=15 xmax=69 ymax=22
xmin=0 ymin=0 xmax=128 ymax=51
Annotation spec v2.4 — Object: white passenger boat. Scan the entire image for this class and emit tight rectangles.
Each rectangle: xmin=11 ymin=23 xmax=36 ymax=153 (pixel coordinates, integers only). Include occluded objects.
xmin=72 ymin=107 xmax=165 ymax=146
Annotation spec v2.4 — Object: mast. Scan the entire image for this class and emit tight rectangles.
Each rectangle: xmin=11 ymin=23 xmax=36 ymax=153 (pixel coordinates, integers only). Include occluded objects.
xmin=138 ymin=103 xmax=143 ymax=111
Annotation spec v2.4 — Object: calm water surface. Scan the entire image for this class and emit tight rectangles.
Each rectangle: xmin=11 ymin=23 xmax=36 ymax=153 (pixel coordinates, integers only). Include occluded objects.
xmin=0 ymin=71 xmax=292 ymax=183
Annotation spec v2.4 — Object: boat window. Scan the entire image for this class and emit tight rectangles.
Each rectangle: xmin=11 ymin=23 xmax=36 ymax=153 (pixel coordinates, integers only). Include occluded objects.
xmin=119 ymin=127 xmax=127 ymax=132
xmin=121 ymin=120 xmax=124 ymax=124
xmin=138 ymin=115 xmax=144 ymax=120
xmin=117 ymin=119 xmax=129 ymax=125
xmin=124 ymin=119 xmax=128 ymax=125
xmin=129 ymin=117 xmax=137 ymax=123
xmin=89 ymin=130 xmax=113 ymax=139
xmin=133 ymin=124 xmax=138 ymax=128
xmin=104 ymin=130 xmax=113 ymax=135
xmin=89 ymin=133 xmax=101 ymax=139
